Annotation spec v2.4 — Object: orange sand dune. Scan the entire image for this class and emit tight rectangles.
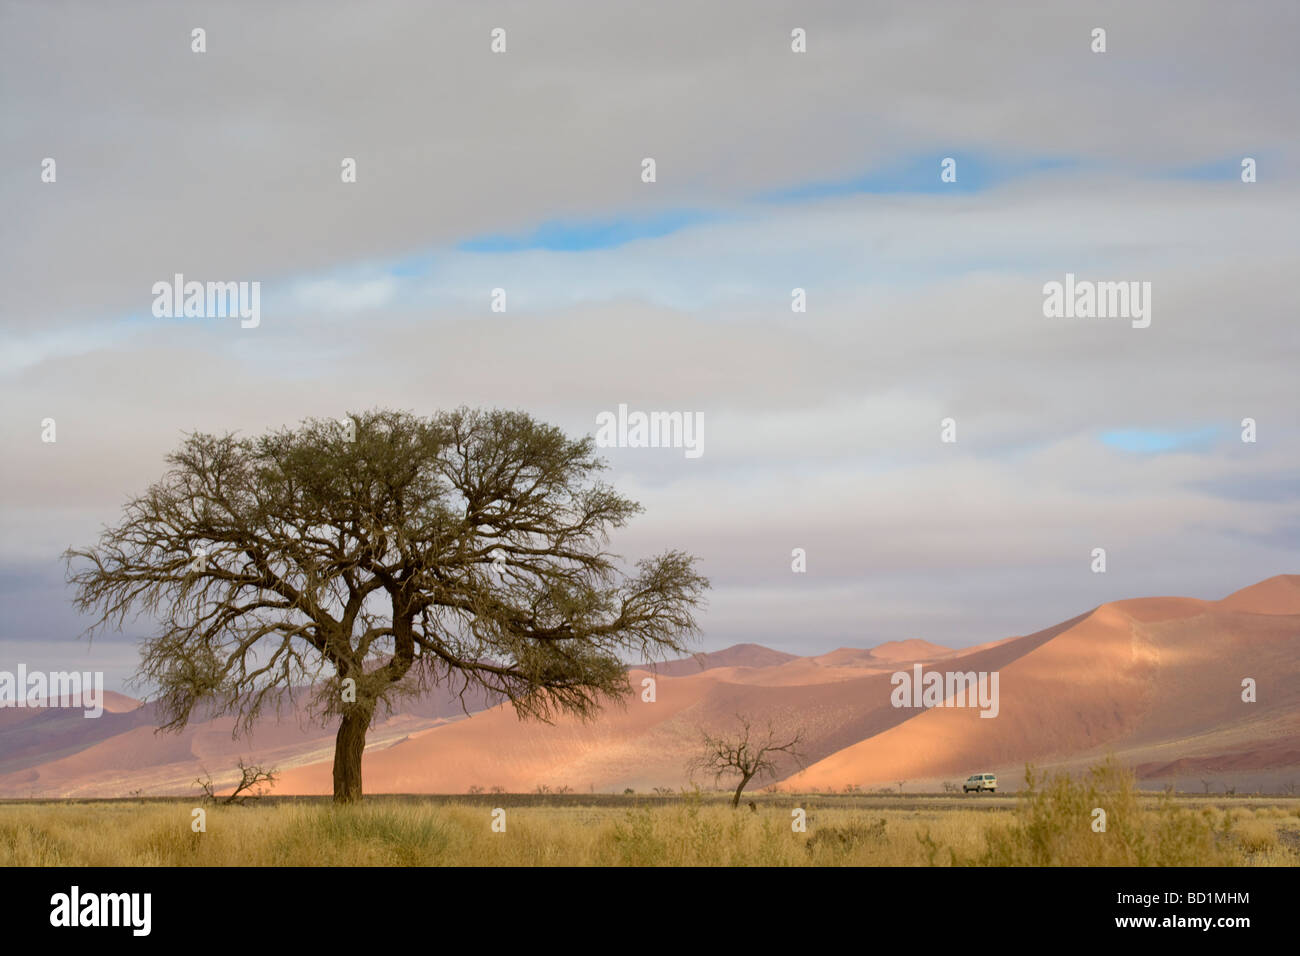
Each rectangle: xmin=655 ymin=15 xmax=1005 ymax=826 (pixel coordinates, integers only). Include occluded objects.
xmin=786 ymin=585 xmax=1300 ymax=791
xmin=676 ymin=639 xmax=959 ymax=687
xmin=268 ymin=619 xmax=1073 ymax=795
xmin=269 ymin=662 xmax=931 ymax=794
xmin=640 ymin=643 xmax=798 ymax=677
xmin=0 ymin=684 xmax=491 ymax=797
xmin=1215 ymin=574 xmax=1300 ymax=615
xmin=5 ymin=575 xmax=1297 ymax=796
xmin=860 ymin=639 xmax=957 ymax=662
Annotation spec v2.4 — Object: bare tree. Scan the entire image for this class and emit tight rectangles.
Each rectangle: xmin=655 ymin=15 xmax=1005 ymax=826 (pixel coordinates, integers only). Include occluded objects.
xmin=194 ymin=758 xmax=278 ymax=805
xmin=66 ymin=408 xmax=708 ymax=803
xmin=225 ymin=759 xmax=277 ymax=804
xmin=195 ymin=771 xmax=215 ymax=804
xmin=690 ymin=714 xmax=804 ymax=808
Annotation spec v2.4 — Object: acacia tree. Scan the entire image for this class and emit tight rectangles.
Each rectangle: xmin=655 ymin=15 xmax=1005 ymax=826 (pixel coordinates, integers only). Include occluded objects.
xmin=690 ymin=714 xmax=804 ymax=808
xmin=66 ymin=408 xmax=708 ymax=802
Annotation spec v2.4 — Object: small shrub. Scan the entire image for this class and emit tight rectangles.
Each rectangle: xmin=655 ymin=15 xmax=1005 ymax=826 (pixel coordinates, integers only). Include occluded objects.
xmin=1234 ymin=819 xmax=1277 ymax=854
xmin=806 ymin=817 xmax=888 ymax=854
xmin=977 ymin=757 xmax=1232 ymax=866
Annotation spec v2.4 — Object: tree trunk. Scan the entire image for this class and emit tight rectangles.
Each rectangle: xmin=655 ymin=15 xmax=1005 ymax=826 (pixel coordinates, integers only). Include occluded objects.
xmin=333 ymin=702 xmax=374 ymax=804
xmin=731 ymin=773 xmax=754 ymax=808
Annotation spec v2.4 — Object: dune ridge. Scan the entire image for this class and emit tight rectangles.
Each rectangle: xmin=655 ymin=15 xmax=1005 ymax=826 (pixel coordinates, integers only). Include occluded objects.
xmin=2 ymin=575 xmax=1296 ymax=796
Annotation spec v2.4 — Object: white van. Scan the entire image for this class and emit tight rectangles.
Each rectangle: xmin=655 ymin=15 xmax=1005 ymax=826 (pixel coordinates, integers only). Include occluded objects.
xmin=963 ymin=773 xmax=997 ymax=793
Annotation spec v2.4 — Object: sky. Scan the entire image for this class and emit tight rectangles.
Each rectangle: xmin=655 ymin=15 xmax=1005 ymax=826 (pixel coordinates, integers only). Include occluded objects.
xmin=1 ymin=0 xmax=1297 ymax=694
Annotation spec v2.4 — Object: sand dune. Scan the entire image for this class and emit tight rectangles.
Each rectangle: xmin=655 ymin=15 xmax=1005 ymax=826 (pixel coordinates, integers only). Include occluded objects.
xmin=786 ymin=576 xmax=1300 ymax=791
xmin=3 ymin=575 xmax=1296 ymax=796
xmin=0 ymin=683 xmax=496 ymax=797
xmin=1214 ymin=573 xmax=1300 ymax=615
xmin=640 ymin=643 xmax=798 ymax=677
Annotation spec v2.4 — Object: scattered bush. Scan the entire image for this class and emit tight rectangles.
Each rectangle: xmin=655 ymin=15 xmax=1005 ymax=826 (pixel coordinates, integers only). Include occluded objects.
xmin=806 ymin=818 xmax=887 ymax=854
xmin=1233 ymin=819 xmax=1278 ymax=854
xmin=975 ymin=757 xmax=1231 ymax=866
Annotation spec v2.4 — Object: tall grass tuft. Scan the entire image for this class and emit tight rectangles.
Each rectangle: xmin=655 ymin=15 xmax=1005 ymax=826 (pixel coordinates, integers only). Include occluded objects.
xmin=975 ymin=756 xmax=1232 ymax=866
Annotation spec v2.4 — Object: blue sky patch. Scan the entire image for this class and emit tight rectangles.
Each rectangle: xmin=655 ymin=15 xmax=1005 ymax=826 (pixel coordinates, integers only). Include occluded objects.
xmin=758 ymin=154 xmax=1076 ymax=203
xmin=1099 ymin=426 xmax=1223 ymax=454
xmin=459 ymin=209 xmax=715 ymax=253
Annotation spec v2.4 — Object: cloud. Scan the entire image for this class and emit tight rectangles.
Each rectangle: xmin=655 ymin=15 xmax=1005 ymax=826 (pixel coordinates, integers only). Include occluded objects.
xmin=291 ymin=275 xmax=398 ymax=312
xmin=5 ymin=0 xmax=1298 ymax=326
xmin=2 ymin=0 xmax=1297 ymax=688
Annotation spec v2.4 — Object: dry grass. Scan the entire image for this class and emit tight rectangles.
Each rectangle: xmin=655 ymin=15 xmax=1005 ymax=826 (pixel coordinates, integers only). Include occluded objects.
xmin=0 ymin=798 xmax=985 ymax=866
xmin=2 ymin=764 xmax=1298 ymax=866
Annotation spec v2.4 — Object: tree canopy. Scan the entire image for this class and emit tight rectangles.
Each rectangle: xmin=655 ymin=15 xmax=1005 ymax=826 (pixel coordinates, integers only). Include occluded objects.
xmin=66 ymin=407 xmax=709 ymax=801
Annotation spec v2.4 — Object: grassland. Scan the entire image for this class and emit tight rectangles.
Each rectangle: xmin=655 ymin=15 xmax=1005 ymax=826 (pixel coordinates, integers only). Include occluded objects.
xmin=3 ymin=763 xmax=1299 ymax=866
